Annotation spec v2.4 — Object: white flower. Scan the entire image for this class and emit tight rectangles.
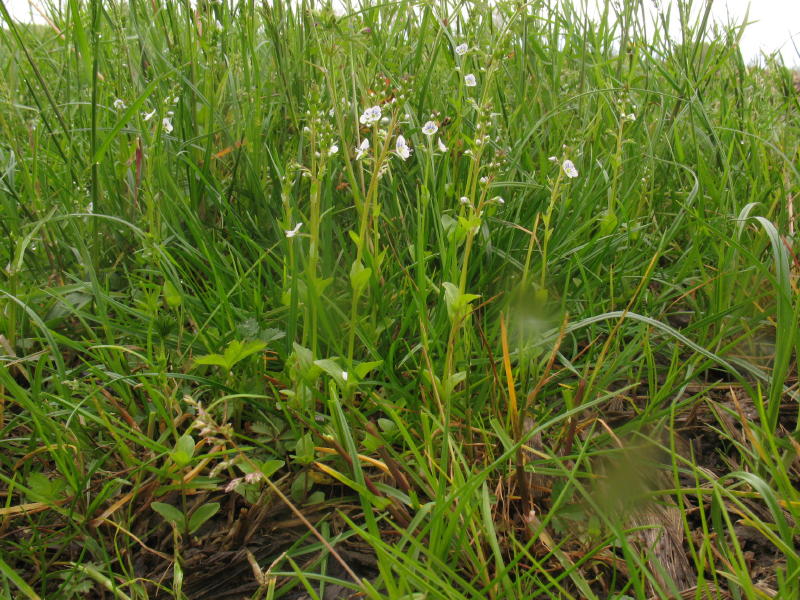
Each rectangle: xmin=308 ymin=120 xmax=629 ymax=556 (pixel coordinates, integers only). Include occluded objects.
xmin=395 ymin=135 xmax=412 ymax=160
xmin=422 ymin=121 xmax=438 ymax=136
xmin=162 ymin=117 xmax=173 ymax=133
xmin=355 ymin=138 xmax=369 ymax=160
xmin=172 ymin=96 xmax=180 ymax=104
xmin=464 ymin=74 xmax=477 ymax=87
xmin=459 ymin=196 xmax=471 ymax=205
xmin=86 ymin=201 xmax=94 ymax=214
xmin=562 ymin=159 xmax=579 ymax=178
xmin=548 ymin=156 xmax=558 ymax=162
xmin=455 ymin=43 xmax=468 ymax=56
xmin=142 ymin=109 xmax=156 ymax=121
xmin=437 ymin=138 xmax=448 ymax=152
xmin=113 ymin=98 xmax=126 ymax=110
xmin=341 ymin=371 xmax=349 ymax=381
xmin=285 ymin=222 xmax=303 ymax=238
xmin=491 ymin=196 xmax=505 ymax=205
xmin=479 ymin=176 xmax=488 ymax=184
xmin=329 ymin=143 xmax=339 ymax=156
xmin=359 ymin=105 xmax=382 ymax=126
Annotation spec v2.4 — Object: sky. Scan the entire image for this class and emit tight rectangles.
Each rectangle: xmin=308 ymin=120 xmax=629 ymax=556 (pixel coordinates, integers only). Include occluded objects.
xmin=3 ymin=0 xmax=799 ymax=67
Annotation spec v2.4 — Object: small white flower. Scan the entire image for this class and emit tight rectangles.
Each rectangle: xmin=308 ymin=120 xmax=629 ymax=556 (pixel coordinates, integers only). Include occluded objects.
xmin=359 ymin=105 xmax=382 ymax=126
xmin=422 ymin=121 xmax=438 ymax=136
xmin=562 ymin=159 xmax=579 ymax=179
xmin=341 ymin=371 xmax=349 ymax=381
xmin=162 ymin=117 xmax=173 ymax=133
xmin=86 ymin=201 xmax=94 ymax=214
xmin=459 ymin=196 xmax=471 ymax=205
xmin=464 ymin=74 xmax=477 ymax=87
xmin=395 ymin=135 xmax=412 ymax=160
xmin=479 ymin=176 xmax=488 ymax=184
xmin=329 ymin=143 xmax=339 ymax=156
xmin=491 ymin=196 xmax=505 ymax=205
xmin=626 ymin=113 xmax=636 ymax=122
xmin=355 ymin=138 xmax=369 ymax=160
xmin=437 ymin=138 xmax=448 ymax=152
xmin=455 ymin=43 xmax=468 ymax=56
xmin=285 ymin=222 xmax=303 ymax=238
xmin=113 ymin=98 xmax=126 ymax=110
xmin=173 ymin=96 xmax=180 ymax=104
xmin=548 ymin=156 xmax=558 ymax=162
xmin=142 ymin=109 xmax=156 ymax=121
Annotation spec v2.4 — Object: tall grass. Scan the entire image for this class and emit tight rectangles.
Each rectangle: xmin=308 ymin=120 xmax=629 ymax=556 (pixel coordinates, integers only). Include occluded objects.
xmin=1 ymin=1 xmax=798 ymax=598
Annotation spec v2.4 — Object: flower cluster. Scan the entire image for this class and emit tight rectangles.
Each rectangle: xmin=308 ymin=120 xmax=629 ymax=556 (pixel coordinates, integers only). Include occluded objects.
xmin=616 ymin=95 xmax=637 ymax=123
xmin=301 ymin=101 xmax=340 ymax=162
xmin=186 ymin=395 xmax=233 ymax=446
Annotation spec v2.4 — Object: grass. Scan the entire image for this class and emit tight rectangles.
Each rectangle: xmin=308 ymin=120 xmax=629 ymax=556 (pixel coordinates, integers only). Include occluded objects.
xmin=0 ymin=0 xmax=799 ymax=598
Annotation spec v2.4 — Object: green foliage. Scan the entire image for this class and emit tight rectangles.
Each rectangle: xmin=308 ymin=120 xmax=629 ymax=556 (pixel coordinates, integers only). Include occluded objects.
xmin=1 ymin=0 xmax=798 ymax=599
xmin=193 ymin=340 xmax=268 ymax=372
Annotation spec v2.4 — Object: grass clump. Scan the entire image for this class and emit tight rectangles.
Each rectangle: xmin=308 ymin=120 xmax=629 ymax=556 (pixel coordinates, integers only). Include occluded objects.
xmin=1 ymin=0 xmax=798 ymax=598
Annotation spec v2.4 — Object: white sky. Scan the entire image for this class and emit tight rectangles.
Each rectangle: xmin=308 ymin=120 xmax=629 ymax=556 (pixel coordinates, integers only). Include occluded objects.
xmin=3 ymin=1 xmax=799 ymax=67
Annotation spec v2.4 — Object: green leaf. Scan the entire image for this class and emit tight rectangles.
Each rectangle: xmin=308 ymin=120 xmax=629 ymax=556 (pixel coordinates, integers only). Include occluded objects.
xmin=151 ymin=502 xmax=185 ymax=528
xmin=306 ymin=490 xmax=325 ymax=504
xmin=26 ymin=473 xmax=66 ymax=503
xmin=192 ymin=353 xmax=228 ymax=369
xmin=188 ymin=502 xmax=220 ymax=534
xmin=293 ymin=432 xmax=315 ymax=465
xmin=260 ymin=459 xmax=285 ymax=479
xmin=194 ymin=339 xmax=267 ymax=371
xmin=222 ymin=339 xmax=267 ymax=368
xmin=353 ymin=360 xmax=383 ymax=380
xmin=314 ymin=358 xmax=349 ymax=386
xmin=259 ymin=328 xmax=286 ymax=343
xmin=442 ymin=282 xmax=480 ymax=323
xmin=377 ymin=418 xmax=396 ymax=434
xmin=162 ymin=279 xmax=182 ymax=308
xmin=290 ymin=343 xmax=320 ymax=382
xmin=171 ymin=434 xmax=195 ymax=467
xmin=349 ymin=259 xmax=371 ymax=297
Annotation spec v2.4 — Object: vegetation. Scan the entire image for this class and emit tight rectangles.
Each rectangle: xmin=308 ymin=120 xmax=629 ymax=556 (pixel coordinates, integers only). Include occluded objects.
xmin=1 ymin=0 xmax=798 ymax=598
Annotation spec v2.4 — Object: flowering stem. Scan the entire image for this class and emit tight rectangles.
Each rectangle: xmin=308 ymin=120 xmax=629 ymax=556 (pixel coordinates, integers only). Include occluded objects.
xmin=609 ymin=117 xmax=625 ymax=217
xmin=538 ymin=171 xmax=564 ymax=293
xmin=347 ymin=114 xmax=398 ymax=366
xmin=521 ymin=169 xmax=563 ymax=294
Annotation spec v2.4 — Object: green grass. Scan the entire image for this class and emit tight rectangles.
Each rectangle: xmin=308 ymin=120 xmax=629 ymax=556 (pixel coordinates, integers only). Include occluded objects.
xmin=1 ymin=0 xmax=799 ymax=598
